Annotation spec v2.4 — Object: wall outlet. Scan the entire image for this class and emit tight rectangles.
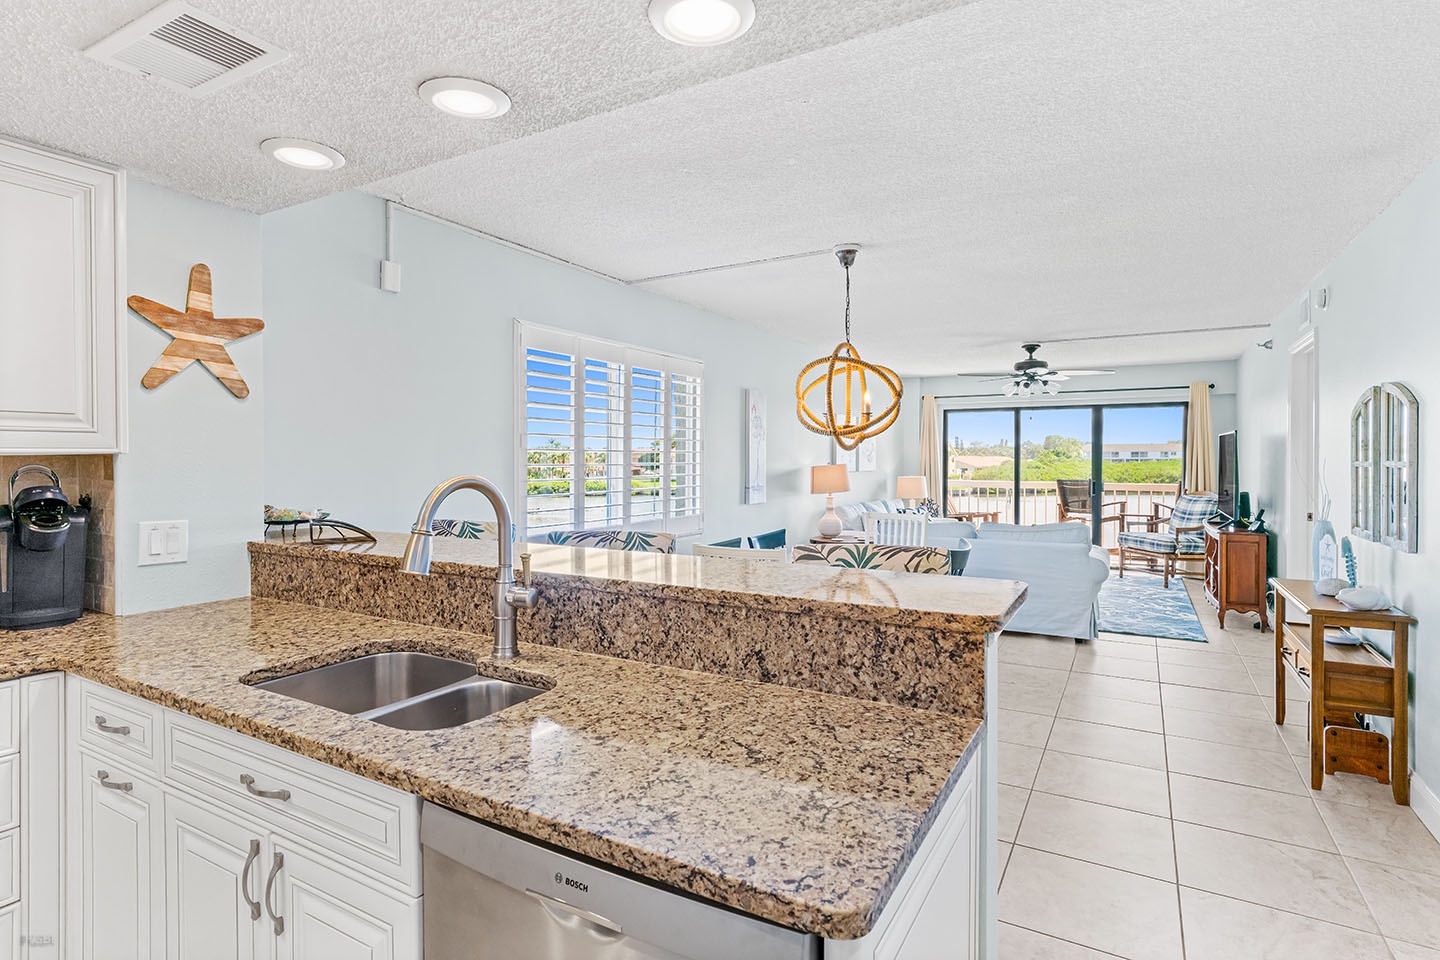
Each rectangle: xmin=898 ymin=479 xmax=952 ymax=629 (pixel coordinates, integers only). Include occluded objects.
xmin=138 ymin=520 xmax=188 ymax=566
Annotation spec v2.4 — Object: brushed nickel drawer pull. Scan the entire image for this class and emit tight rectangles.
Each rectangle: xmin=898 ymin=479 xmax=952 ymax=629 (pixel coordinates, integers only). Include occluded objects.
xmin=240 ymin=773 xmax=291 ymax=802
xmin=263 ymin=851 xmax=285 ymax=935
xmin=241 ymin=839 xmax=262 ymax=921
xmin=94 ymin=714 xmax=131 ymax=736
xmin=96 ymin=770 xmax=133 ymax=792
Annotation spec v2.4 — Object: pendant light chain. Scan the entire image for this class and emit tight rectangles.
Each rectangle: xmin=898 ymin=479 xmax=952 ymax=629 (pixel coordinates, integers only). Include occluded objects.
xmin=843 ymin=262 xmax=852 ymax=344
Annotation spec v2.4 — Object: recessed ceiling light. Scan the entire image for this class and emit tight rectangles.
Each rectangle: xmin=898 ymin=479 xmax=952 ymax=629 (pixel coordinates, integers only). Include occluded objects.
xmin=419 ymin=77 xmax=512 ymax=119
xmin=648 ymin=0 xmax=755 ymax=46
xmin=260 ymin=137 xmax=345 ymax=171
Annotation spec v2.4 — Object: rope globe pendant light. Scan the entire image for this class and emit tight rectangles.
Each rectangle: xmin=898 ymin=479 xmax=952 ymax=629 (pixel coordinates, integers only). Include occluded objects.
xmin=796 ymin=244 xmax=903 ymax=451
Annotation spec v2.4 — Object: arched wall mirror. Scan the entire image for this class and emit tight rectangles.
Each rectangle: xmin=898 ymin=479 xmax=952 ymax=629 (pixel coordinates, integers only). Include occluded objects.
xmin=1351 ymin=382 xmax=1418 ymax=552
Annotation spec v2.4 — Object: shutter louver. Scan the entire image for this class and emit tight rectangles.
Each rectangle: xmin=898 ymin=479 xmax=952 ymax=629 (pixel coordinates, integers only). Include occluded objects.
xmin=518 ymin=323 xmax=703 ymax=538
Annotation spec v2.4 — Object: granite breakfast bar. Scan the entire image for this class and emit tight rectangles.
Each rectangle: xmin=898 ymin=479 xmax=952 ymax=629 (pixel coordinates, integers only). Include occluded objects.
xmin=2 ymin=536 xmax=1025 ymax=958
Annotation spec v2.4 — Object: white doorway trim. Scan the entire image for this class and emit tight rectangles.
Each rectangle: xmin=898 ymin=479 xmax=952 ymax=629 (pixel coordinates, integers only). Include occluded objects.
xmin=1286 ymin=330 xmax=1319 ymax=578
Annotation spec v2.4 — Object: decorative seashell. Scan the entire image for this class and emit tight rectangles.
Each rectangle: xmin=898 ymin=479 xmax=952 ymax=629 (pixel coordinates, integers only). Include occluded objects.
xmin=1335 ymin=587 xmax=1391 ymax=611
xmin=1314 ymin=578 xmax=1348 ymax=597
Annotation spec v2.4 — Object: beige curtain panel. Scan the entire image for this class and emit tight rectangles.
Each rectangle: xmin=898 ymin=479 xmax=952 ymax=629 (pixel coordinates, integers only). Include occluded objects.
xmin=920 ymin=395 xmax=943 ymax=509
xmin=1184 ymin=381 xmax=1217 ymax=493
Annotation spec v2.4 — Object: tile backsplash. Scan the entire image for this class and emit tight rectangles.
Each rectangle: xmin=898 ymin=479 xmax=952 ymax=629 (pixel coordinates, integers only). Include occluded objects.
xmin=0 ymin=455 xmax=115 ymax=614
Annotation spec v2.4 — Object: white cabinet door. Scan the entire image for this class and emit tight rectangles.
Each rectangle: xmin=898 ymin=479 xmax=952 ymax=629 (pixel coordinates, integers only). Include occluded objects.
xmin=270 ymin=841 xmax=421 ymax=960
xmin=74 ymin=752 xmax=164 ymax=960
xmin=19 ymin=674 xmax=64 ymax=956
xmin=0 ymin=901 xmax=18 ymax=957
xmin=0 ymin=135 xmax=125 ymax=453
xmin=165 ymin=793 xmax=270 ymax=960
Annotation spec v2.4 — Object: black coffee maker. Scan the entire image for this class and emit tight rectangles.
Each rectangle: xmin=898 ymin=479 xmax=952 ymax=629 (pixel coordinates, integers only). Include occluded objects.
xmin=0 ymin=465 xmax=90 ymax=629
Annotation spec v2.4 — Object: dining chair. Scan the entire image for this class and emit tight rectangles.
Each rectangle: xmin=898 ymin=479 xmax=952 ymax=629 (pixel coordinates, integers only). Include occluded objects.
xmin=863 ymin=512 xmax=928 ymax=546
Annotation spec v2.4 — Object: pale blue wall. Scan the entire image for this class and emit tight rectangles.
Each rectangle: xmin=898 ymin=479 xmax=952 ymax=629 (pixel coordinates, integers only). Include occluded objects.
xmin=115 ymin=180 xmax=264 ymax=613
xmin=1238 ymin=157 xmax=1440 ymax=793
xmin=260 ymin=193 xmax=896 ymax=547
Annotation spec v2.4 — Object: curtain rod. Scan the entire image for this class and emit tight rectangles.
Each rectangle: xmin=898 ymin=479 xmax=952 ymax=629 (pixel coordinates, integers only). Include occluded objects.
xmin=930 ymin=383 xmax=1213 ymax=401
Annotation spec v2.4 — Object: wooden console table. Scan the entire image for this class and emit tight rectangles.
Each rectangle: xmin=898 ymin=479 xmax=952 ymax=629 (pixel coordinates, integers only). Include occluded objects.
xmin=1205 ymin=524 xmax=1269 ymax=629
xmin=1271 ymin=578 xmax=1415 ymax=804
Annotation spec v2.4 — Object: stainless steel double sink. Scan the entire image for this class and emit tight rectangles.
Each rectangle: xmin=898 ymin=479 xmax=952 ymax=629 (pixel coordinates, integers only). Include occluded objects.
xmin=252 ymin=652 xmax=544 ymax=730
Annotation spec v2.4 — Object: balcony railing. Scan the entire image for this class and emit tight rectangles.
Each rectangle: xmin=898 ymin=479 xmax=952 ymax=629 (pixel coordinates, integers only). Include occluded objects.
xmin=945 ymin=479 xmax=1181 ymax=550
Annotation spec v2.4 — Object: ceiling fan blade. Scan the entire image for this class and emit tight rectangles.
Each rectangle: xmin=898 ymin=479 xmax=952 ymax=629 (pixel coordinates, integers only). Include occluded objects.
xmin=1053 ymin=369 xmax=1115 ymax=376
xmin=964 ymin=373 xmax=1021 ymax=380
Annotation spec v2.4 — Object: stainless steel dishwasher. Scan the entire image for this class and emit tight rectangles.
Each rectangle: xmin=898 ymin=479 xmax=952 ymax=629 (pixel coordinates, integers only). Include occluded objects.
xmin=422 ymin=802 xmax=821 ymax=960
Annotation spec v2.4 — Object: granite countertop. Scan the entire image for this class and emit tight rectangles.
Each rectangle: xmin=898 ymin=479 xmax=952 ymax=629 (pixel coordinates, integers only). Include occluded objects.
xmin=249 ymin=533 xmax=1027 ymax=633
xmin=1 ymin=599 xmax=983 ymax=940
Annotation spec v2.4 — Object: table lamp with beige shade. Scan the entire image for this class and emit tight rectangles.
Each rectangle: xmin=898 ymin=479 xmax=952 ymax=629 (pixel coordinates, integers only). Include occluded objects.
xmin=811 ymin=464 xmax=851 ymax=538
xmin=896 ymin=475 xmax=928 ymax=510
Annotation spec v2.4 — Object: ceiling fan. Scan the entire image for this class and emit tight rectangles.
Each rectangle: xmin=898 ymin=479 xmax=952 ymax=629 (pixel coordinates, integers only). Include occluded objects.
xmin=969 ymin=343 xmax=1115 ymax=397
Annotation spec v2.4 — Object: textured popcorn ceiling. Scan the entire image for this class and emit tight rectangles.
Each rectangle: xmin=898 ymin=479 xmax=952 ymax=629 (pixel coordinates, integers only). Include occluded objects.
xmin=0 ymin=0 xmax=971 ymax=213
xmin=368 ymin=0 xmax=1440 ymax=375
xmin=6 ymin=1 xmax=1440 ymax=374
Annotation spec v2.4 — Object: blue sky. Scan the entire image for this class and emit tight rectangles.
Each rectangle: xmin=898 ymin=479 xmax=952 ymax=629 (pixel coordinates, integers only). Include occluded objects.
xmin=946 ymin=405 xmax=1185 ymax=447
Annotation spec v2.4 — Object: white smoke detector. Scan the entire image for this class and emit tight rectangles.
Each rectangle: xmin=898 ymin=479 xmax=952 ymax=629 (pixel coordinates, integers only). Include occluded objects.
xmin=85 ymin=1 xmax=289 ymax=98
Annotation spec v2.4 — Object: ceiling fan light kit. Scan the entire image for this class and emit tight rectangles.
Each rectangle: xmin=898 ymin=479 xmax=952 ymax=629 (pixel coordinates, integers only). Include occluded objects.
xmin=979 ymin=343 xmax=1114 ymax=398
xmin=795 ymin=245 xmax=903 ymax=450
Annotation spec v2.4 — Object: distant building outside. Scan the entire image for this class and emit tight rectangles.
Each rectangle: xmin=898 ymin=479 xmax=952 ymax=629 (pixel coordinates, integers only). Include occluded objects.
xmin=1089 ymin=442 xmax=1181 ymax=462
xmin=949 ymin=454 xmax=1012 ymax=477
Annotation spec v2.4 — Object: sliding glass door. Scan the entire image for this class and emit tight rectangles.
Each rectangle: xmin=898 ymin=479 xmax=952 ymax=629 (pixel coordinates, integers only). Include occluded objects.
xmin=944 ymin=403 xmax=1187 ymax=547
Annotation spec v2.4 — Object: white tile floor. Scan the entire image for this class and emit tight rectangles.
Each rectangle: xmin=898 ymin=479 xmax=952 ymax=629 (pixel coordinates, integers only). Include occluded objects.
xmin=997 ymin=579 xmax=1440 ymax=959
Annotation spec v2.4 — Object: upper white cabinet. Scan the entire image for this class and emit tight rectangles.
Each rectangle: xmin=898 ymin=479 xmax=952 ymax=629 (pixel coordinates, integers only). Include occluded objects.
xmin=0 ymin=136 xmax=125 ymax=454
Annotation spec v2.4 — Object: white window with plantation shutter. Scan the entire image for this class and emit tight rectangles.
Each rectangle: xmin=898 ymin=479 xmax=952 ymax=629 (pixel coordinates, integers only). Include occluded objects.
xmin=517 ymin=322 xmax=704 ymax=538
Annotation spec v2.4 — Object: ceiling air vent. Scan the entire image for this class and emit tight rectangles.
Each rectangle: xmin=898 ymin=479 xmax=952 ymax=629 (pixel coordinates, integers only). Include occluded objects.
xmin=85 ymin=1 xmax=288 ymax=98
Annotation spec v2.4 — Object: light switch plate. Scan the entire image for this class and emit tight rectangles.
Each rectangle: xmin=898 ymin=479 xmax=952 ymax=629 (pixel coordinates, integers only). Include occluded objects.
xmin=137 ymin=520 xmax=188 ymax=566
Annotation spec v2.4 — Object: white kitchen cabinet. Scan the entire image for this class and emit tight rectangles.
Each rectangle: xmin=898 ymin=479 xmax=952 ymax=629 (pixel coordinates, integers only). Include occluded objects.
xmin=0 ymin=136 xmax=126 ymax=454
xmin=271 ymin=840 xmax=422 ymax=960
xmin=73 ymin=750 xmax=165 ymax=960
xmin=165 ymin=793 xmax=267 ymax=960
xmin=824 ymin=736 xmax=982 ymax=960
xmin=67 ymin=677 xmax=421 ymax=960
xmin=0 ymin=673 xmax=65 ymax=959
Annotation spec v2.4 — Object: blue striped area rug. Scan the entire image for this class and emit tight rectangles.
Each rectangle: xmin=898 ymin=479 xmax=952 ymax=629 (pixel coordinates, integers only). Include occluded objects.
xmin=1097 ymin=573 xmax=1208 ymax=642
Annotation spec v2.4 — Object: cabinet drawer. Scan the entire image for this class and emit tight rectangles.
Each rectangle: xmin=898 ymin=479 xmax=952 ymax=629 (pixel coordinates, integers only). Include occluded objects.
xmin=74 ymin=679 xmax=163 ymax=774
xmin=163 ymin=713 xmax=420 ymax=893
xmin=0 ymin=683 xmax=15 ymax=756
xmin=0 ymin=829 xmax=14 ymax=908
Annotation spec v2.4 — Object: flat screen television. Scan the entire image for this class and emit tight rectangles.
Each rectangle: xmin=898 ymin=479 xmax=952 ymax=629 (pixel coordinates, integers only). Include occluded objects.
xmin=1217 ymin=430 xmax=1238 ymax=520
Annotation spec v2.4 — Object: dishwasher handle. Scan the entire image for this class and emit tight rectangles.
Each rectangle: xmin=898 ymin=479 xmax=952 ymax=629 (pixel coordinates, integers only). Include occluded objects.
xmin=524 ymin=888 xmax=624 ymax=937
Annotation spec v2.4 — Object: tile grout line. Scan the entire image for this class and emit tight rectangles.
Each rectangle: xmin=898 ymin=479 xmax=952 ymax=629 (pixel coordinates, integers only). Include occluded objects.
xmin=1160 ymin=654 xmax=1188 ymax=960
xmin=1000 ymin=920 xmax=1132 ymax=959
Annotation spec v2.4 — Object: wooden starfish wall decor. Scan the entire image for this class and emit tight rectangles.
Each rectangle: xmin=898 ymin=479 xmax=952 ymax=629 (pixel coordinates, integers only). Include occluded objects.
xmin=128 ymin=263 xmax=264 ymax=399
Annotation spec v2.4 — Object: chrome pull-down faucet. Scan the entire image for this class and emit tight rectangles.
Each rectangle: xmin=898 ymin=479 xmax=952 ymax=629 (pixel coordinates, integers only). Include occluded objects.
xmin=400 ymin=475 xmax=538 ymax=660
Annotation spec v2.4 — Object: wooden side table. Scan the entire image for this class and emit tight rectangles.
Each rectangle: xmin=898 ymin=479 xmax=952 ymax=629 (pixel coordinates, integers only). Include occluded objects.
xmin=1204 ymin=524 xmax=1269 ymax=629
xmin=1271 ymin=578 xmax=1415 ymax=805
xmin=949 ymin=510 xmax=1002 ymax=524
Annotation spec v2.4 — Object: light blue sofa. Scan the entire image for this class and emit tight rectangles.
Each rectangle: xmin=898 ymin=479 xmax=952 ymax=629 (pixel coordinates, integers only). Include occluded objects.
xmin=942 ymin=521 xmax=1110 ymax=641
xmin=833 ymin=501 xmax=1108 ymax=640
